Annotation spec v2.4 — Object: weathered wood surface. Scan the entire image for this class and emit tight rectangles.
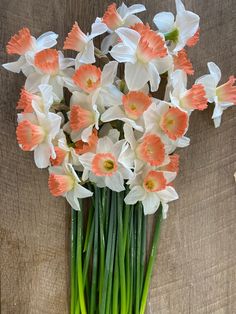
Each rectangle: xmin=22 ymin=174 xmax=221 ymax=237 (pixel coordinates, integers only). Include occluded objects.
xmin=0 ymin=0 xmax=235 ymax=313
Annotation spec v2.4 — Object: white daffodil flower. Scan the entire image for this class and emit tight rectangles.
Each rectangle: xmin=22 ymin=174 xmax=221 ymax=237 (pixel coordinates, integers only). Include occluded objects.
xmin=16 ymin=107 xmax=61 ymax=168
xmin=71 ymin=61 xmax=123 ymax=111
xmin=170 ymin=70 xmax=208 ymax=113
xmin=196 ymin=62 xmax=236 ymax=127
xmin=95 ymin=3 xmax=146 ymax=53
xmin=63 ymin=21 xmax=107 ymax=67
xmin=51 ymin=130 xmax=80 ymax=168
xmin=123 ymin=123 xmax=170 ymax=174
xmin=16 ymin=84 xmax=54 ymax=114
xmin=3 ymin=28 xmax=58 ymax=76
xmin=143 ymin=100 xmax=190 ymax=153
xmin=65 ymin=91 xmax=100 ymax=143
xmin=101 ymin=90 xmax=152 ymax=132
xmin=124 ymin=166 xmax=178 ymax=217
xmin=153 ymin=0 xmax=199 ymax=53
xmin=48 ymin=163 xmax=93 ymax=210
xmin=24 ymin=50 xmax=75 ymax=102
xmin=79 ymin=136 xmax=134 ymax=192
xmin=110 ymin=27 xmax=171 ymax=91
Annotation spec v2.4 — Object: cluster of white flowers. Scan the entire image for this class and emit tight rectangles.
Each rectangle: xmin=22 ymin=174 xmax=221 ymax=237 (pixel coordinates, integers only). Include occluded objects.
xmin=3 ymin=0 xmax=236 ymax=216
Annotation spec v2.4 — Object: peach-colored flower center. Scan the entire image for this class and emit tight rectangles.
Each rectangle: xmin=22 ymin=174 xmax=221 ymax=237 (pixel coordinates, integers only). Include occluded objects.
xmin=17 ymin=88 xmax=35 ymax=113
xmin=161 ymin=154 xmax=180 ymax=173
xmin=136 ymin=134 xmax=165 ymax=166
xmin=48 ymin=173 xmax=74 ymax=196
xmin=34 ymin=49 xmax=59 ymax=75
xmin=216 ymin=76 xmax=236 ymax=104
xmin=73 ymin=65 xmax=101 ymax=93
xmin=75 ymin=129 xmax=98 ymax=155
xmin=50 ymin=147 xmax=68 ymax=166
xmin=6 ymin=28 xmax=33 ymax=55
xmin=181 ymin=84 xmax=208 ymax=111
xmin=102 ymin=3 xmax=123 ymax=31
xmin=16 ymin=120 xmax=45 ymax=151
xmin=92 ymin=153 xmax=118 ymax=176
xmin=70 ymin=105 xmax=95 ymax=131
xmin=160 ymin=107 xmax=188 ymax=140
xmin=63 ymin=22 xmax=87 ymax=52
xmin=143 ymin=171 xmax=166 ymax=192
xmin=173 ymin=49 xmax=194 ymax=75
xmin=186 ymin=29 xmax=200 ymax=47
xmin=131 ymin=23 xmax=151 ymax=34
xmin=137 ymin=30 xmax=167 ymax=63
xmin=122 ymin=91 xmax=151 ymax=119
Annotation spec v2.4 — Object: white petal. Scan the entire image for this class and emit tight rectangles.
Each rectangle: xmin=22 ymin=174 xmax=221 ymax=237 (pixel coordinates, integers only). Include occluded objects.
xmin=124 ymin=15 xmax=143 ymax=27
xmin=105 ymin=172 xmax=125 ymax=192
xmin=175 ymin=136 xmax=190 ymax=148
xmin=34 ymin=143 xmax=51 ymax=168
xmin=101 ymin=33 xmax=117 ymax=54
xmin=154 ymin=54 xmax=173 ymax=74
xmin=66 ymin=190 xmax=81 ymax=210
xmin=81 ymin=124 xmax=94 ymax=142
xmin=97 ymin=136 xmax=114 ymax=153
xmin=89 ymin=22 xmax=108 ymax=40
xmin=153 ymin=12 xmax=175 ymax=33
xmin=25 ymin=72 xmax=45 ymax=93
xmin=162 ymin=203 xmax=169 ymax=219
xmin=125 ymin=62 xmax=149 ymax=91
xmin=147 ymin=63 xmax=160 ymax=92
xmin=36 ymin=31 xmax=58 ymax=50
xmin=101 ymin=106 xmax=125 ymax=123
xmin=101 ymin=61 xmax=118 ymax=86
xmin=175 ymin=10 xmax=199 ymax=52
xmin=79 ymin=152 xmax=94 ymax=170
xmin=110 ymin=43 xmax=136 ymax=63
xmin=157 ymin=186 xmax=179 ymax=203
xmin=79 ymin=40 xmax=95 ymax=64
xmin=142 ymin=193 xmax=160 ymax=215
xmin=115 ymin=28 xmax=140 ymax=51
xmin=124 ymin=123 xmax=137 ymax=150
xmin=124 ymin=186 xmax=146 ymax=204
xmin=175 ymin=0 xmax=185 ymax=13
xmin=196 ymin=74 xmax=216 ymax=101
xmin=125 ymin=4 xmax=146 ymax=18
xmin=2 ymin=57 xmax=25 ymax=73
xmin=38 ymin=84 xmax=53 ymax=110
xmin=74 ymin=183 xmax=93 ymax=198
xmin=207 ymin=62 xmax=221 ymax=85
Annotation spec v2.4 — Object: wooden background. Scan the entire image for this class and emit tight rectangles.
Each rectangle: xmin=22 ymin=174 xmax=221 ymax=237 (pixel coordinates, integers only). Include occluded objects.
xmin=0 ymin=0 xmax=235 ymax=313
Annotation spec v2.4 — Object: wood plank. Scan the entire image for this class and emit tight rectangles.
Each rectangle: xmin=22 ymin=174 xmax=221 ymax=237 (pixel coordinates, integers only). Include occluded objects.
xmin=0 ymin=0 xmax=235 ymax=313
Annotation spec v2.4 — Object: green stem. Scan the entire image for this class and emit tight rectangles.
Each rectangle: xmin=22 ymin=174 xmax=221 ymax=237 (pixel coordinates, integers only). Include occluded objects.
xmin=71 ymin=209 xmax=77 ymax=314
xmin=82 ymin=217 xmax=94 ymax=283
xmin=98 ymin=188 xmax=105 ymax=307
xmin=105 ymin=214 xmax=116 ymax=314
xmin=112 ymin=237 xmax=119 ymax=314
xmin=140 ymin=214 xmax=147 ymax=293
xmin=117 ymin=193 xmax=126 ymax=314
xmin=129 ymin=208 xmax=135 ymax=314
xmin=100 ymin=190 xmax=116 ymax=314
xmin=139 ymin=206 xmax=162 ymax=314
xmin=89 ymin=189 xmax=99 ymax=314
xmin=83 ymin=204 xmax=94 ymax=252
xmin=77 ymin=209 xmax=87 ymax=314
xmin=135 ymin=203 xmax=142 ymax=314
xmin=123 ymin=204 xmax=130 ymax=250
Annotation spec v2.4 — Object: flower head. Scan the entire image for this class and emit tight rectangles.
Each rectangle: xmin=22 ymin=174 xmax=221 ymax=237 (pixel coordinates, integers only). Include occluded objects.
xmin=6 ymin=28 xmax=33 ymax=55
xmin=73 ymin=64 xmax=101 ymax=93
xmin=34 ymin=48 xmax=59 ymax=75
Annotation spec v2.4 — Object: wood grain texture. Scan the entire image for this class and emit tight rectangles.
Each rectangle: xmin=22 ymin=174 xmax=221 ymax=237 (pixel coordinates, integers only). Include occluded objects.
xmin=0 ymin=0 xmax=235 ymax=313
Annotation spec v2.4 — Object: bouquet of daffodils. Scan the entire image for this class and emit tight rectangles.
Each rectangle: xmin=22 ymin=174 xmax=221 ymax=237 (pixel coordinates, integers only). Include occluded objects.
xmin=3 ymin=1 xmax=236 ymax=313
